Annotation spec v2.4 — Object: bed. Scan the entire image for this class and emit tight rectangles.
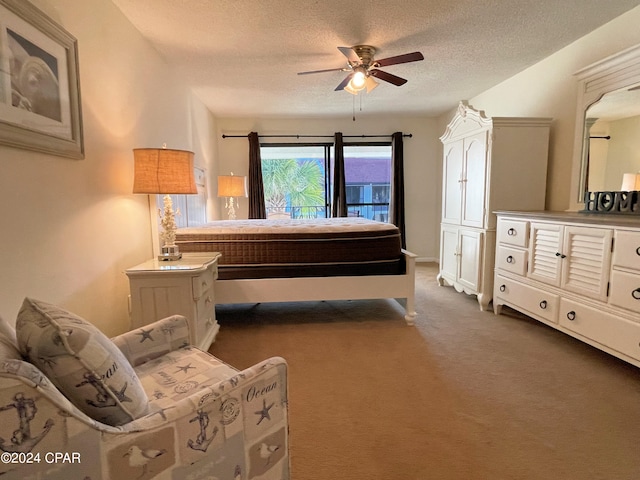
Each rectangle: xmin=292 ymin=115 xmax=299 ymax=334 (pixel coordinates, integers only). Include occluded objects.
xmin=175 ymin=217 xmax=417 ymax=324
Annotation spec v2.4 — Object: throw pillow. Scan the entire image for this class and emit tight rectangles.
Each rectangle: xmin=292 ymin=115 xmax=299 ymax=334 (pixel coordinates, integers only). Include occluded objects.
xmin=16 ymin=298 xmax=149 ymax=426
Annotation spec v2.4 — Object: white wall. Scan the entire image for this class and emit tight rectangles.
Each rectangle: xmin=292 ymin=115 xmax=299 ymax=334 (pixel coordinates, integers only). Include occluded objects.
xmin=459 ymin=5 xmax=640 ymax=211
xmin=0 ymin=0 xmax=214 ymax=334
xmin=215 ymin=115 xmax=439 ymax=260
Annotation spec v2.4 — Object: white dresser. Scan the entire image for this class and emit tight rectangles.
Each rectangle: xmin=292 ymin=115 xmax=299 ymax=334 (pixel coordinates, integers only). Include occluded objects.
xmin=126 ymin=253 xmax=221 ymax=351
xmin=494 ymin=211 xmax=640 ymax=367
xmin=437 ymin=102 xmax=551 ymax=310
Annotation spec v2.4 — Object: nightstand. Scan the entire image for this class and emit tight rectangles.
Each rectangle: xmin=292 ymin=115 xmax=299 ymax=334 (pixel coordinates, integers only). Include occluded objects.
xmin=126 ymin=253 xmax=221 ymax=351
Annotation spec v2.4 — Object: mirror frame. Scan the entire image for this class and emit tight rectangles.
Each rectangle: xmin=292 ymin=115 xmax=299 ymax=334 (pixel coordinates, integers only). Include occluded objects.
xmin=569 ymin=43 xmax=640 ymax=211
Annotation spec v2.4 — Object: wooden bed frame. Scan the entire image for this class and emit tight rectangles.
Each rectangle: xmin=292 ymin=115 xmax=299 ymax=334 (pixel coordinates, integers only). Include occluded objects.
xmin=214 ymin=250 xmax=418 ymax=324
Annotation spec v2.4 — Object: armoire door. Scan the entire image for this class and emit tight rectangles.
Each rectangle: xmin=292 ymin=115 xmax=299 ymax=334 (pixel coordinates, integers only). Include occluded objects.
xmin=442 ymin=140 xmax=464 ymax=225
xmin=461 ymin=132 xmax=487 ymax=229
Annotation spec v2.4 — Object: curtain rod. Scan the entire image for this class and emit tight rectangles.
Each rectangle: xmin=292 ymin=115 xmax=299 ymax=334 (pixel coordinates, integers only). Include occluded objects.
xmin=221 ymin=133 xmax=412 ymax=139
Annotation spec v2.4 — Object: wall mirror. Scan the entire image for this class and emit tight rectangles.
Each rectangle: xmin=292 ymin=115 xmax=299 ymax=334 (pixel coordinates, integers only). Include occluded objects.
xmin=569 ymin=43 xmax=640 ymax=211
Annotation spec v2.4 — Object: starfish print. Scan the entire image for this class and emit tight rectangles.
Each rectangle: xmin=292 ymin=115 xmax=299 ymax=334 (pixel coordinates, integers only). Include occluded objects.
xmin=254 ymin=399 xmax=274 ymax=425
xmin=110 ymin=382 xmax=132 ymax=403
xmin=175 ymin=363 xmax=196 ymax=374
xmin=137 ymin=328 xmax=154 ymax=343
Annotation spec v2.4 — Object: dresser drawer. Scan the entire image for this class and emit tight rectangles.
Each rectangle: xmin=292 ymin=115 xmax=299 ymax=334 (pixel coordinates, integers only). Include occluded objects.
xmin=559 ymin=297 xmax=640 ymax=361
xmin=609 ymin=270 xmax=640 ymax=314
xmin=496 ymin=246 xmax=527 ymax=276
xmin=497 ymin=219 xmax=529 ymax=247
xmin=495 ymin=275 xmax=558 ymax=323
xmin=612 ymin=231 xmax=640 ymax=270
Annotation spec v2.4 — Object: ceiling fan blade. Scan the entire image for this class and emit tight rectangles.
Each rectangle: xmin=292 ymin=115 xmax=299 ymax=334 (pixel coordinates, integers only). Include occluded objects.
xmin=335 ymin=74 xmax=354 ymax=91
xmin=298 ymin=67 xmax=348 ymax=75
xmin=370 ymin=69 xmax=408 ymax=86
xmin=338 ymin=46 xmax=361 ymax=64
xmin=374 ymin=51 xmax=424 ymax=67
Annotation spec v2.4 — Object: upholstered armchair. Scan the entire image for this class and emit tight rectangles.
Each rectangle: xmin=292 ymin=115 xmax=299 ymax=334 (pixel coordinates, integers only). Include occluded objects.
xmin=0 ymin=298 xmax=289 ymax=480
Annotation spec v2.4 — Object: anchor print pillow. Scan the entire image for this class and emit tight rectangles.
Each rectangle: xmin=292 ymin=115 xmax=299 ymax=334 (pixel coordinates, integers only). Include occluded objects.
xmin=15 ymin=298 xmax=149 ymax=426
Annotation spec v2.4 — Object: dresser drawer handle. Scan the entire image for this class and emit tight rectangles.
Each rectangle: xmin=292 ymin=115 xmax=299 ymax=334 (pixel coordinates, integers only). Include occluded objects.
xmin=632 ymin=288 xmax=640 ymax=300
xmin=205 ymin=295 xmax=213 ymax=304
xmin=507 ymin=228 xmax=516 ymax=236
xmin=202 ymin=280 xmax=209 ymax=289
xmin=539 ymin=300 xmax=547 ymax=309
xmin=567 ymin=311 xmax=576 ymax=321
xmin=499 ymin=284 xmax=506 ymax=292
xmin=506 ymin=255 xmax=514 ymax=264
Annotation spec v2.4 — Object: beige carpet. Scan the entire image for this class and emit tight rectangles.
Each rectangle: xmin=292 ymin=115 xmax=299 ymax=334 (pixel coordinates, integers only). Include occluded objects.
xmin=211 ymin=263 xmax=640 ymax=480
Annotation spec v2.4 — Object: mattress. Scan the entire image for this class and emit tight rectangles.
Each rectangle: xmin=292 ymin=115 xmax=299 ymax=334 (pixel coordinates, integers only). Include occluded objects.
xmin=175 ymin=217 xmax=403 ymax=278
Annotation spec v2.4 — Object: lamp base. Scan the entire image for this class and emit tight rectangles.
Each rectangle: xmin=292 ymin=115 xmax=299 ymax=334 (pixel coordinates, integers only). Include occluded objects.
xmin=158 ymin=244 xmax=182 ymax=261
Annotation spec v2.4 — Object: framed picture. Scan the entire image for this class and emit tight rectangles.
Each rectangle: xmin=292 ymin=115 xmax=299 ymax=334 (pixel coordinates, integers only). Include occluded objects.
xmin=0 ymin=0 xmax=83 ymax=159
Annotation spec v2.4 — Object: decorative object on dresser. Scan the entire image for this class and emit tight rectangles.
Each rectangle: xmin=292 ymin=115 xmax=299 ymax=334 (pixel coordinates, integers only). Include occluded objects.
xmin=437 ymin=102 xmax=552 ymax=311
xmin=126 ymin=253 xmax=221 ymax=350
xmin=217 ymin=173 xmax=248 ymax=220
xmin=494 ymin=211 xmax=640 ymax=368
xmin=133 ymin=146 xmax=198 ymax=260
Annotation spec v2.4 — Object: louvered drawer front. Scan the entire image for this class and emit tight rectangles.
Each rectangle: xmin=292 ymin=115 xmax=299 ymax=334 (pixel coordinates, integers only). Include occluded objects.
xmin=559 ymin=297 xmax=640 ymax=361
xmin=609 ymin=270 xmax=640 ymax=314
xmin=497 ymin=219 xmax=529 ymax=247
xmin=495 ymin=275 xmax=558 ymax=323
xmin=496 ymin=246 xmax=527 ymax=276
xmin=192 ymin=270 xmax=214 ymax=300
xmin=612 ymin=231 xmax=640 ymax=270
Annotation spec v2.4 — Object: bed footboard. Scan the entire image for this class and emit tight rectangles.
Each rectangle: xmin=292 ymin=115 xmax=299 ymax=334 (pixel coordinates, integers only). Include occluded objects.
xmin=215 ymin=250 xmax=417 ymax=325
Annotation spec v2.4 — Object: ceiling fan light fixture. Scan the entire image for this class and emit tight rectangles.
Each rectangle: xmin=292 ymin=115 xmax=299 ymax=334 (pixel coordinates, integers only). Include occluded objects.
xmin=351 ymin=67 xmax=367 ymax=88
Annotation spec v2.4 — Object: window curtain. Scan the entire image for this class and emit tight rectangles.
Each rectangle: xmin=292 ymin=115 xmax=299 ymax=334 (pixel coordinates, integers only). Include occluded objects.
xmin=389 ymin=131 xmax=407 ymax=249
xmin=332 ymin=132 xmax=347 ymax=217
xmin=248 ymin=132 xmax=267 ymax=219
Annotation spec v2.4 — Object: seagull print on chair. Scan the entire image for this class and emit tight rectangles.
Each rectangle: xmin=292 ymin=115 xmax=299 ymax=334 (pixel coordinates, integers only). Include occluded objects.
xmin=123 ymin=445 xmax=167 ymax=478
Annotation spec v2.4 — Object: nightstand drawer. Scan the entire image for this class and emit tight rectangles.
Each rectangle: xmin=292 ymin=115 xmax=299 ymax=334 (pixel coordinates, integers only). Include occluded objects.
xmin=497 ymin=219 xmax=529 ymax=247
xmin=495 ymin=275 xmax=558 ymax=323
xmin=496 ymin=246 xmax=527 ymax=276
xmin=193 ymin=270 xmax=215 ymax=300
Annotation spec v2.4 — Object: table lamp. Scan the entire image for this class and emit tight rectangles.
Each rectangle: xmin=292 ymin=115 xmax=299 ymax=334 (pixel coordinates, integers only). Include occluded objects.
xmin=133 ymin=146 xmax=197 ymax=260
xmin=217 ymin=173 xmax=247 ymax=220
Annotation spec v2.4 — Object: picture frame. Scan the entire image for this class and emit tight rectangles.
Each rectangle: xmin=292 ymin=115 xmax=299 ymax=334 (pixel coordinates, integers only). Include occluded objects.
xmin=0 ymin=0 xmax=83 ymax=159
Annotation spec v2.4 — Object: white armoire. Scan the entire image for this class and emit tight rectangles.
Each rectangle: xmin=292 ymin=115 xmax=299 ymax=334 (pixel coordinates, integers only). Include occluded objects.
xmin=437 ymin=102 xmax=552 ymax=310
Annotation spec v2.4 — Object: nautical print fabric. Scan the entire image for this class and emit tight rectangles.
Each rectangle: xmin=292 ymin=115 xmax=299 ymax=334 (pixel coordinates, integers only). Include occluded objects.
xmin=15 ymin=298 xmax=149 ymax=426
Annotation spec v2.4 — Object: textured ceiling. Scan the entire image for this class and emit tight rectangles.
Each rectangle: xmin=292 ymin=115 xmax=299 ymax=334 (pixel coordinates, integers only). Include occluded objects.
xmin=110 ymin=0 xmax=640 ymax=118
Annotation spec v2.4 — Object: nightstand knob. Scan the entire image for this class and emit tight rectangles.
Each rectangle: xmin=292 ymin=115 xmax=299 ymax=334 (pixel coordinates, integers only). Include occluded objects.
xmin=636 ymin=246 xmax=640 ymax=256
xmin=499 ymin=284 xmax=506 ymax=292
xmin=507 ymin=228 xmax=516 ymax=236
xmin=205 ymin=295 xmax=213 ymax=304
xmin=506 ymin=255 xmax=514 ymax=264
xmin=539 ymin=300 xmax=547 ymax=309
xmin=567 ymin=311 xmax=576 ymax=321
xmin=632 ymin=288 xmax=640 ymax=300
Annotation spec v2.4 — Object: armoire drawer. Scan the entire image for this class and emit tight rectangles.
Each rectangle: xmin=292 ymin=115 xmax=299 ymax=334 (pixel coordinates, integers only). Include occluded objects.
xmin=495 ymin=246 xmax=528 ymax=276
xmin=497 ymin=219 xmax=529 ymax=247
xmin=609 ymin=270 xmax=640 ymax=314
xmin=559 ymin=297 xmax=640 ymax=362
xmin=495 ymin=275 xmax=558 ymax=323
xmin=612 ymin=231 xmax=640 ymax=271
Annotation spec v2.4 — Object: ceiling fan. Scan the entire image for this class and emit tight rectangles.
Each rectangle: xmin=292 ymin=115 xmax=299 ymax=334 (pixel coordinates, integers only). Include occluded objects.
xmin=298 ymin=45 xmax=424 ymax=94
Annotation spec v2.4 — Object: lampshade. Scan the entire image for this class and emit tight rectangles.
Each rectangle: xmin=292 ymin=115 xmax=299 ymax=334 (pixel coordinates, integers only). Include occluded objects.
xmin=218 ymin=175 xmax=248 ymax=198
xmin=621 ymin=172 xmax=640 ymax=191
xmin=133 ymin=148 xmax=197 ymax=194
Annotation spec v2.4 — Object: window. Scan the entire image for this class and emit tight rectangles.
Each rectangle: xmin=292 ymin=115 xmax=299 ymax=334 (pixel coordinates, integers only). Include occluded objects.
xmin=343 ymin=144 xmax=392 ymax=221
xmin=259 ymin=142 xmax=392 ymax=222
xmin=260 ymin=144 xmax=330 ymax=218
